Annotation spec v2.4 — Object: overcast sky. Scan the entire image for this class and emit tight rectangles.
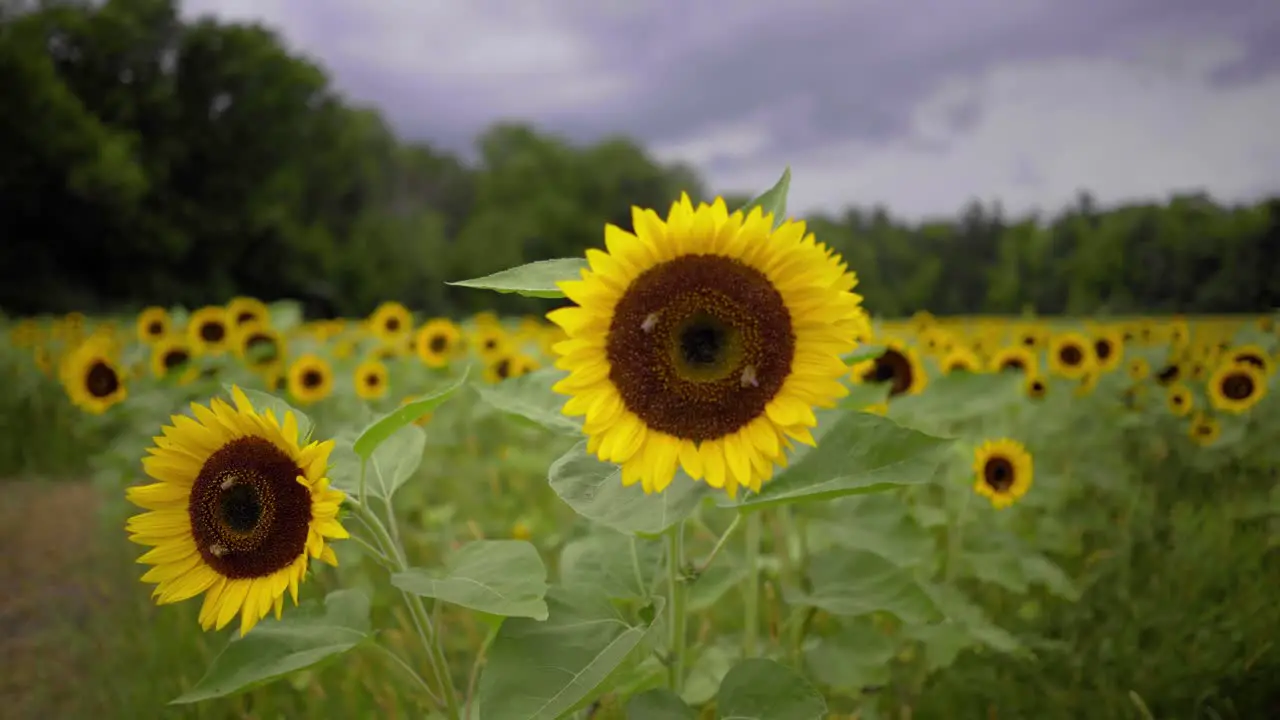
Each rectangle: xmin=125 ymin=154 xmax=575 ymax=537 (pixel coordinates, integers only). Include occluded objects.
xmin=182 ymin=0 xmax=1280 ymax=220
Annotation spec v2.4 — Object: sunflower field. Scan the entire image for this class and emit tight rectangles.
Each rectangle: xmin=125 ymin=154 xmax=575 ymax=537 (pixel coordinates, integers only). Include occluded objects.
xmin=3 ymin=172 xmax=1279 ymax=720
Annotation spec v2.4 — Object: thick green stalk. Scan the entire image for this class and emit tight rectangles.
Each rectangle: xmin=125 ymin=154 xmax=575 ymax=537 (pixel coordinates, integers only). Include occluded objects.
xmin=667 ymin=521 xmax=688 ymax=692
xmin=742 ymin=511 xmax=762 ymax=658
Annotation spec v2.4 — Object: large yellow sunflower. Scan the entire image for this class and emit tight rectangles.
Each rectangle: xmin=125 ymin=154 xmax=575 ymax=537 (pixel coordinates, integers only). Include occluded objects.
xmin=60 ymin=337 xmax=128 ymax=414
xmin=188 ymin=306 xmax=231 ymax=356
xmin=548 ymin=195 xmax=863 ymax=497
xmin=414 ymin=318 xmax=462 ymax=369
xmin=972 ymin=438 xmax=1033 ymax=509
xmin=125 ymin=387 xmax=347 ymax=636
xmin=1206 ymin=361 xmax=1267 ymax=414
xmin=287 ymin=354 xmax=334 ymax=405
xmin=136 ymin=306 xmax=171 ymax=345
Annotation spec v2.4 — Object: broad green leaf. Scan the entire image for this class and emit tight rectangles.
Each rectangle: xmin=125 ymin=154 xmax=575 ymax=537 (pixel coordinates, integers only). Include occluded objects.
xmin=683 ymin=642 xmax=736 ymax=706
xmin=903 ymin=584 xmax=1022 ymax=669
xmin=627 ymin=689 xmax=696 ymax=719
xmin=323 ymin=432 xmax=361 ymax=498
xmin=171 ymin=589 xmax=371 ymax=704
xmin=392 ymin=540 xmax=549 ymax=619
xmin=365 ymin=424 xmax=426 ymax=501
xmin=221 ymin=384 xmax=313 ymax=441
xmin=788 ymin=549 xmax=940 ymax=624
xmin=735 ymin=167 xmax=792 ymax=228
xmin=806 ymin=494 xmax=935 ymax=568
xmin=353 ymin=371 xmax=467 ymax=458
xmin=471 ymin=367 xmax=582 ymax=434
xmin=548 ymin=441 xmax=710 ymax=536
xmin=842 ymin=344 xmax=887 ymax=364
xmin=838 ymin=381 xmax=892 ymax=411
xmin=448 ymin=258 xmax=589 ymax=298
xmin=715 ymin=658 xmax=826 ymax=720
xmin=724 ymin=412 xmax=953 ymax=510
xmin=477 ymin=586 xmax=665 ymax=720
xmin=687 ymin=561 xmax=750 ymax=614
xmin=803 ymin=618 xmax=898 ymax=693
xmin=559 ymin=531 xmax=662 ymax=600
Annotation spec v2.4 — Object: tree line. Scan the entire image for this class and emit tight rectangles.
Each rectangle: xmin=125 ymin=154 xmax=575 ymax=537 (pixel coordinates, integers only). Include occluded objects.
xmin=3 ymin=0 xmax=1278 ymax=320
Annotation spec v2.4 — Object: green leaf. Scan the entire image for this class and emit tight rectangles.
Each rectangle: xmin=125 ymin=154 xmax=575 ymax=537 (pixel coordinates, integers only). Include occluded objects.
xmin=221 ymin=384 xmax=313 ymax=441
xmin=803 ymin=618 xmax=897 ymax=693
xmin=559 ymin=531 xmax=662 ymax=600
xmin=477 ymin=586 xmax=665 ymax=720
xmin=806 ymin=494 xmax=935 ymax=568
xmin=392 ymin=540 xmax=549 ymax=619
xmin=353 ymin=371 xmax=467 ymax=458
xmin=548 ymin=442 xmax=711 ymax=536
xmin=724 ymin=412 xmax=953 ymax=510
xmin=735 ymin=167 xmax=792 ymax=228
xmin=715 ymin=658 xmax=827 ymax=720
xmin=682 ymin=642 xmax=736 ymax=706
xmin=364 ymin=424 xmax=426 ymax=501
xmin=627 ymin=689 xmax=697 ymax=720
xmin=788 ymin=549 xmax=940 ymax=624
xmin=841 ymin=344 xmax=886 ymax=364
xmin=171 ymin=589 xmax=371 ymax=704
xmin=471 ymin=367 xmax=582 ymax=435
xmin=448 ymin=258 xmax=589 ymax=299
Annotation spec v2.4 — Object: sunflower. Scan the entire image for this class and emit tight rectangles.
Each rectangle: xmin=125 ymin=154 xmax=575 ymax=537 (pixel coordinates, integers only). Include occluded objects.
xmin=858 ymin=342 xmax=928 ymax=397
xmin=988 ymin=345 xmax=1037 ymax=375
xmin=1187 ymin=412 xmax=1220 ymax=447
xmin=972 ymin=438 xmax=1033 ymax=509
xmin=227 ymin=296 xmax=270 ymax=329
xmin=471 ymin=324 xmax=509 ymax=363
xmin=1047 ymin=332 xmax=1093 ymax=380
xmin=369 ymin=301 xmax=413 ymax=345
xmin=1127 ymin=357 xmax=1150 ymax=382
xmin=1226 ymin=344 xmax=1272 ymax=376
xmin=414 ymin=318 xmax=461 ymax=369
xmin=234 ymin=323 xmax=285 ymax=371
xmin=939 ymin=346 xmax=981 ymax=374
xmin=484 ymin=353 xmax=539 ymax=384
xmin=1207 ymin=361 xmax=1267 ymax=414
xmin=136 ymin=306 xmax=171 ymax=344
xmin=1024 ymin=374 xmax=1048 ymax=401
xmin=150 ymin=337 xmax=198 ymax=384
xmin=354 ymin=359 xmax=389 ymax=400
xmin=1165 ymin=383 xmax=1194 ymax=417
xmin=287 ymin=354 xmax=334 ymax=405
xmin=548 ymin=195 xmax=863 ymax=497
xmin=124 ymin=387 xmax=348 ymax=636
xmin=1091 ymin=327 xmax=1125 ymax=374
xmin=188 ymin=306 xmax=231 ymax=356
xmin=1014 ymin=326 xmax=1045 ymax=351
xmin=61 ymin=337 xmax=128 ymax=414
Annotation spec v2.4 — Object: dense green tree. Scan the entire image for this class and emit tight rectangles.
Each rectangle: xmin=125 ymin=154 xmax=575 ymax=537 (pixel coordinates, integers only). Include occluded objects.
xmin=1 ymin=0 xmax=1278 ymax=320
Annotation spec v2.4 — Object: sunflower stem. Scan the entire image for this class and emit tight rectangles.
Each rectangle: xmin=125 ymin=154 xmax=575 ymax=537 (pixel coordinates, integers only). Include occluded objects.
xmin=371 ymin=641 xmax=443 ymax=707
xmin=696 ymin=513 xmax=741 ymax=575
xmin=743 ymin=511 xmax=762 ymax=658
xmin=666 ymin=520 xmax=688 ymax=693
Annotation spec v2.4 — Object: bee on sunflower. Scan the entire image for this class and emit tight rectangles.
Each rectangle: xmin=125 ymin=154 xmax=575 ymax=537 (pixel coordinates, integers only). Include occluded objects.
xmin=124 ymin=387 xmax=347 ymax=636
xmin=1206 ymin=361 xmax=1267 ymax=414
xmin=972 ymin=438 xmax=1033 ymax=509
xmin=548 ymin=195 xmax=863 ymax=497
xmin=60 ymin=336 xmax=128 ymax=414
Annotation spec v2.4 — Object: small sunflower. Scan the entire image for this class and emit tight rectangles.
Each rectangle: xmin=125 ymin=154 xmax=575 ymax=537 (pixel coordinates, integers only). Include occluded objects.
xmin=1188 ymin=412 xmax=1220 ymax=447
xmin=483 ymin=353 xmax=539 ymax=383
xmin=1091 ymin=327 xmax=1125 ymax=374
xmin=989 ymin=346 xmax=1037 ymax=375
xmin=150 ymin=337 xmax=198 ymax=384
xmin=354 ymin=359 xmax=389 ymax=400
xmin=1165 ymin=383 xmax=1194 ymax=417
xmin=188 ymin=306 xmax=231 ymax=356
xmin=1226 ymin=344 xmax=1272 ymax=376
xmin=369 ymin=301 xmax=413 ymax=345
xmin=1207 ymin=361 xmax=1267 ymax=414
xmin=859 ymin=342 xmax=928 ymax=397
xmin=227 ymin=297 xmax=270 ymax=329
xmin=61 ymin=337 xmax=127 ymax=414
xmin=972 ymin=438 xmax=1033 ymax=509
xmin=234 ymin=323 xmax=285 ymax=371
xmin=287 ymin=354 xmax=334 ymax=405
xmin=1154 ymin=361 xmax=1183 ymax=386
xmin=124 ymin=387 xmax=348 ymax=636
xmin=136 ymin=306 xmax=170 ymax=345
xmin=1024 ymin=375 xmax=1048 ymax=401
xmin=549 ymin=195 xmax=863 ymax=497
xmin=1048 ymin=332 xmax=1093 ymax=380
xmin=471 ymin=325 xmax=509 ymax=363
xmin=1127 ymin=357 xmax=1150 ymax=382
xmin=939 ymin=346 xmax=981 ymax=374
xmin=414 ymin=318 xmax=462 ymax=369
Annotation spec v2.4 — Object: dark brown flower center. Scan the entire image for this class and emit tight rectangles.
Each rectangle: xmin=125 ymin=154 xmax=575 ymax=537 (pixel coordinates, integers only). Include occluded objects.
xmin=245 ymin=333 xmax=279 ymax=364
xmin=983 ymin=457 xmax=1015 ymax=492
xmin=301 ymin=369 xmax=324 ymax=389
xmin=85 ymin=361 xmax=120 ymax=398
xmin=162 ymin=349 xmax=190 ymax=370
xmin=864 ymin=349 xmax=913 ymax=396
xmin=1236 ymin=353 xmax=1266 ymax=370
xmin=605 ymin=254 xmax=795 ymax=442
xmin=1156 ymin=364 xmax=1180 ymax=385
xmin=236 ymin=311 xmax=257 ymax=325
xmin=1058 ymin=344 xmax=1084 ymax=367
xmin=385 ymin=317 xmax=401 ymax=332
xmin=189 ymin=436 xmax=312 ymax=579
xmin=495 ymin=358 xmax=512 ymax=380
xmin=1094 ymin=339 xmax=1113 ymax=361
xmin=429 ymin=334 xmax=448 ymax=353
xmin=146 ymin=320 xmax=164 ymax=337
xmin=1221 ymin=372 xmax=1255 ymax=401
xmin=199 ymin=321 xmax=226 ymax=343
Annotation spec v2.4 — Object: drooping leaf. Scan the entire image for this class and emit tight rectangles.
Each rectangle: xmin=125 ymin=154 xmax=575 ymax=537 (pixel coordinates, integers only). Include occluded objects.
xmin=352 ymin=371 xmax=467 ymax=458
xmin=548 ymin=441 xmax=710 ymax=536
xmin=715 ymin=658 xmax=826 ymax=720
xmin=477 ymin=586 xmax=665 ymax=720
xmin=360 ymin=424 xmax=426 ymax=501
xmin=627 ymin=689 xmax=696 ymax=719
xmin=392 ymin=540 xmax=549 ymax=619
xmin=171 ymin=589 xmax=371 ymax=704
xmin=448 ymin=258 xmax=589 ymax=298
xmin=471 ymin=367 xmax=582 ymax=434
